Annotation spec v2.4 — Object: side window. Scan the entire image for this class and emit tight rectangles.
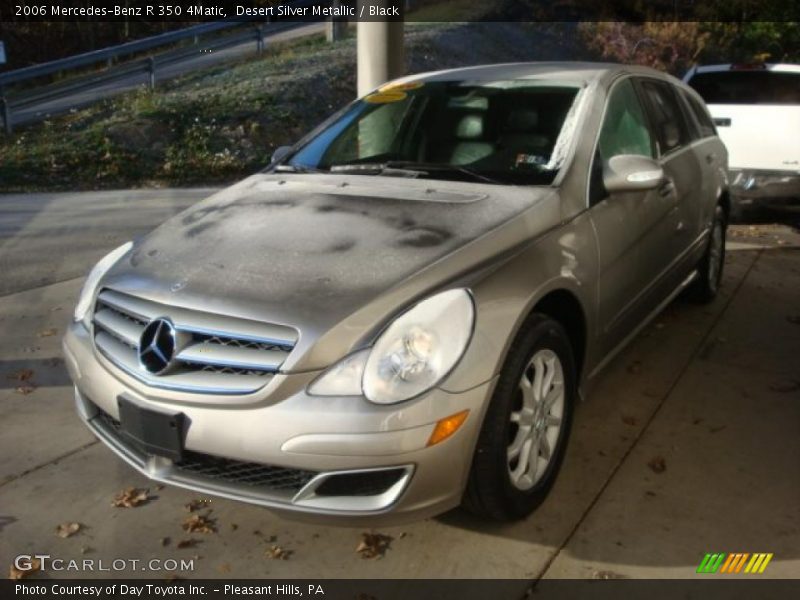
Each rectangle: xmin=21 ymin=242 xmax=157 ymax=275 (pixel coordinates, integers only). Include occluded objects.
xmin=597 ymin=79 xmax=655 ymax=161
xmin=681 ymin=90 xmax=717 ymax=138
xmin=640 ymin=80 xmax=690 ymax=155
xmin=589 ymin=79 xmax=655 ymax=205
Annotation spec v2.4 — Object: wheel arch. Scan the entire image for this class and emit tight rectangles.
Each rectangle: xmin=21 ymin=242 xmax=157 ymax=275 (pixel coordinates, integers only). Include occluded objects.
xmin=527 ymin=288 xmax=588 ymax=382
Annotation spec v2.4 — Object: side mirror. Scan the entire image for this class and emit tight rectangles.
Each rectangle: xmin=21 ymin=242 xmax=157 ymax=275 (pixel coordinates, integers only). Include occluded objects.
xmin=271 ymin=145 xmax=292 ymax=164
xmin=603 ymin=154 xmax=664 ymax=193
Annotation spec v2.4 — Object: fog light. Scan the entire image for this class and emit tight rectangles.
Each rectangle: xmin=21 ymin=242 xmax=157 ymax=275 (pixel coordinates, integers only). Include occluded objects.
xmin=427 ymin=410 xmax=469 ymax=447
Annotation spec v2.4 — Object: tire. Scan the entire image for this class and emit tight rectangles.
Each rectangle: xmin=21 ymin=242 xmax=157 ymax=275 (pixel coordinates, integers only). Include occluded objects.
xmin=463 ymin=314 xmax=576 ymax=521
xmin=689 ymin=204 xmax=726 ymax=303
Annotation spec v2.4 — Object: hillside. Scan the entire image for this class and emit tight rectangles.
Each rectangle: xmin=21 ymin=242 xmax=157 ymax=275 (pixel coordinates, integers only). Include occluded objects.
xmin=0 ymin=22 xmax=592 ymax=192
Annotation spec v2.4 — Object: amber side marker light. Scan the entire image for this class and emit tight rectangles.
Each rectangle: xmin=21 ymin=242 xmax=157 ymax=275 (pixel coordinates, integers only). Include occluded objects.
xmin=427 ymin=410 xmax=469 ymax=446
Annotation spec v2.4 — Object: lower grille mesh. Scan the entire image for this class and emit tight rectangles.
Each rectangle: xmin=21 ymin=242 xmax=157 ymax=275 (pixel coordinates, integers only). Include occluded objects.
xmin=177 ymin=451 xmax=316 ymax=491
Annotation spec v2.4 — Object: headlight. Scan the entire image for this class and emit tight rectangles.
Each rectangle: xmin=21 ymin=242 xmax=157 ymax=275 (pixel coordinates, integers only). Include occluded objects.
xmin=73 ymin=241 xmax=133 ymax=326
xmin=308 ymin=289 xmax=474 ymax=404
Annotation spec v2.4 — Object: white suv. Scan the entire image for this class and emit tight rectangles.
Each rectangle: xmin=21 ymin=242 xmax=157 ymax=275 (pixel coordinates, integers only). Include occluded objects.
xmin=684 ymin=63 xmax=800 ymax=221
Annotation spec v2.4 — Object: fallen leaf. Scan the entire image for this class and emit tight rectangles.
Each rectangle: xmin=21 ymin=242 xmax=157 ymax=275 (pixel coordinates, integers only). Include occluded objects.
xmin=355 ymin=533 xmax=393 ymax=559
xmin=647 ymin=456 xmax=666 ymax=474
xmin=37 ymin=328 xmax=58 ymax=338
xmin=80 ymin=546 xmax=93 ymax=555
xmin=14 ymin=385 xmax=37 ymax=395
xmin=621 ymin=415 xmax=637 ymax=426
xmin=709 ymin=425 xmax=727 ymax=434
xmin=230 ymin=523 xmax=238 ymax=531
xmin=593 ymin=570 xmax=627 ymax=579
xmin=645 ymin=490 xmax=656 ymax=497
xmin=55 ymin=522 xmax=81 ymax=538
xmin=9 ymin=558 xmax=40 ymax=580
xmin=7 ymin=369 xmax=34 ymax=382
xmin=184 ymin=499 xmax=209 ymax=512
xmin=111 ymin=487 xmax=151 ymax=508
xmin=218 ymin=563 xmax=231 ymax=573
xmin=266 ymin=545 xmax=291 ymax=560
xmin=160 ymin=537 xmax=171 ymax=547
xmin=182 ymin=513 xmax=216 ymax=534
xmin=769 ymin=381 xmax=800 ymax=393
xmin=176 ymin=539 xmax=201 ymax=549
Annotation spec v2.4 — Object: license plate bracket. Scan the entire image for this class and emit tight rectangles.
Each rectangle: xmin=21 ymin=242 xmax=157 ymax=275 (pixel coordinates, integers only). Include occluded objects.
xmin=117 ymin=396 xmax=186 ymax=461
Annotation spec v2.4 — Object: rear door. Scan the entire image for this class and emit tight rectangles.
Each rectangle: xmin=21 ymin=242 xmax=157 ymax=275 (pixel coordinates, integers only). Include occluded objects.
xmin=636 ymin=77 xmax=702 ymax=299
xmin=678 ymin=87 xmax=727 ymax=233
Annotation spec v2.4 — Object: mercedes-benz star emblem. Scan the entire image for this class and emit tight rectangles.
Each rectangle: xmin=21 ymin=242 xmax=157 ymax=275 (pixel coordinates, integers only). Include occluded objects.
xmin=138 ymin=318 xmax=177 ymax=375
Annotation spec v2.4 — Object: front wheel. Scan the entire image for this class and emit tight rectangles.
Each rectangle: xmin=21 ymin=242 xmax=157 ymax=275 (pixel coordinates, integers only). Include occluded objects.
xmin=463 ymin=315 xmax=576 ymax=521
xmin=689 ymin=204 xmax=726 ymax=303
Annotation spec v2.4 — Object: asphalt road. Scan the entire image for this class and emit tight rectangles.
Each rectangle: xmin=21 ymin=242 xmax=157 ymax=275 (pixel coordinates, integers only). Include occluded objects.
xmin=7 ymin=22 xmax=326 ymax=128
xmin=0 ymin=189 xmax=798 ymax=580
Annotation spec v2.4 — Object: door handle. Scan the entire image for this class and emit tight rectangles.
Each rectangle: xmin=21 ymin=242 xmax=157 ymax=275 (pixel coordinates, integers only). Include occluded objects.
xmin=658 ymin=180 xmax=676 ymax=197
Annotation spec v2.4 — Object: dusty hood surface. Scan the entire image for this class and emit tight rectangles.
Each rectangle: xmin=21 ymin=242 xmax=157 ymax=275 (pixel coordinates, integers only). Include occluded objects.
xmin=104 ymin=174 xmax=554 ymax=369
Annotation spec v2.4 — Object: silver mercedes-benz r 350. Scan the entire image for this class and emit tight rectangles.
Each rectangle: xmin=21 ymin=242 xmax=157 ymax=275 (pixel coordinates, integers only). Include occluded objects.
xmin=64 ymin=62 xmax=729 ymax=524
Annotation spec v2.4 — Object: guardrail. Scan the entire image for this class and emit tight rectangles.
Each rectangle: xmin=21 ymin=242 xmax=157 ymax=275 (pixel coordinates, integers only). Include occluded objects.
xmin=0 ymin=0 xmax=338 ymax=133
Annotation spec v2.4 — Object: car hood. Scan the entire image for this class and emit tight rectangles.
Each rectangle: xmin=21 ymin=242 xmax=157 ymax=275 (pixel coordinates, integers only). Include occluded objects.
xmin=103 ymin=174 xmax=559 ymax=371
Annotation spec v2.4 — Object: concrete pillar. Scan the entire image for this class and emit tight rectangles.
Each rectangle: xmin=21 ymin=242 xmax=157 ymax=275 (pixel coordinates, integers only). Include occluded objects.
xmin=326 ymin=0 xmax=347 ymax=42
xmin=356 ymin=1 xmax=404 ymax=97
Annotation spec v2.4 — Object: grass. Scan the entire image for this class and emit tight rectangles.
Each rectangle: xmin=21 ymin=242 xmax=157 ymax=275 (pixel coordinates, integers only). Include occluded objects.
xmin=0 ymin=32 xmax=358 ymax=192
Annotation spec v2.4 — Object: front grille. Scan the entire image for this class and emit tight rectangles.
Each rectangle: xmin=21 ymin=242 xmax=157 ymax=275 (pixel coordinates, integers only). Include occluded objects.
xmin=92 ymin=289 xmax=298 ymax=395
xmin=92 ymin=407 xmax=316 ymax=495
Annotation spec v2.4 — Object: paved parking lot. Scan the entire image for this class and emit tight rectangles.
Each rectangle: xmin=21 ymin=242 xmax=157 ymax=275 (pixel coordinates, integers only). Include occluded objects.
xmin=0 ymin=190 xmax=798 ymax=580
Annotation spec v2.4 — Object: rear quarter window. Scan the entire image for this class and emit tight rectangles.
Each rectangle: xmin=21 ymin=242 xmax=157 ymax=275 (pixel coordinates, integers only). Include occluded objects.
xmin=680 ymin=90 xmax=717 ymax=138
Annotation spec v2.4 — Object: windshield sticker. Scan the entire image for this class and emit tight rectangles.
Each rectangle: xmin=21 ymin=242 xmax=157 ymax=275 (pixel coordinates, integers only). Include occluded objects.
xmin=364 ymin=90 xmax=408 ymax=104
xmin=515 ymin=154 xmax=548 ymax=168
xmin=380 ymin=81 xmax=424 ymax=92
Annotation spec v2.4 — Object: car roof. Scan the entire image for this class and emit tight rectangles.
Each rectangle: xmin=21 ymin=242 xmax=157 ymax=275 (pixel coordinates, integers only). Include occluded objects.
xmin=389 ymin=61 xmax=677 ymax=88
xmin=691 ymin=63 xmax=800 ymax=74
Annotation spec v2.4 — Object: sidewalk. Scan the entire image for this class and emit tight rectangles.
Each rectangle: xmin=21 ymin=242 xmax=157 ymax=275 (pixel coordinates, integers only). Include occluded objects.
xmin=543 ymin=247 xmax=800 ymax=578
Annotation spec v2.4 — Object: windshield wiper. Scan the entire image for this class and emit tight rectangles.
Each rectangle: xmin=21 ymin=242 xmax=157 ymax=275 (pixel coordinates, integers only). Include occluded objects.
xmin=384 ymin=161 xmax=504 ymax=185
xmin=329 ymin=163 xmax=422 ymax=178
xmin=274 ymin=163 xmax=325 ymax=174
xmin=329 ymin=161 xmax=504 ymax=184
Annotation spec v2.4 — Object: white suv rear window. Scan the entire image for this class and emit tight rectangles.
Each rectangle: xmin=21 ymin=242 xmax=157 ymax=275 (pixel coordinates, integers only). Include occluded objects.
xmin=688 ymin=71 xmax=800 ymax=105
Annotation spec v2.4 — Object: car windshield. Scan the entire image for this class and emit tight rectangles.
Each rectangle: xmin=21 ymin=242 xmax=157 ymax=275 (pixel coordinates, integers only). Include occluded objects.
xmin=283 ymin=80 xmax=583 ymax=185
xmin=688 ymin=70 xmax=800 ymax=105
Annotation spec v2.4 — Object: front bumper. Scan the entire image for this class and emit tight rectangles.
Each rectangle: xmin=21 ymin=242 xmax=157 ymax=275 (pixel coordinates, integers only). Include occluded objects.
xmin=63 ymin=322 xmax=494 ymax=525
xmin=728 ymin=169 xmax=800 ymax=220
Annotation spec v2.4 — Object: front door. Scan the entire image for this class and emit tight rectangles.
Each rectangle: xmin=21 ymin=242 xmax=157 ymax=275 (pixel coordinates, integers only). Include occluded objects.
xmin=588 ymin=77 xmax=670 ymax=359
